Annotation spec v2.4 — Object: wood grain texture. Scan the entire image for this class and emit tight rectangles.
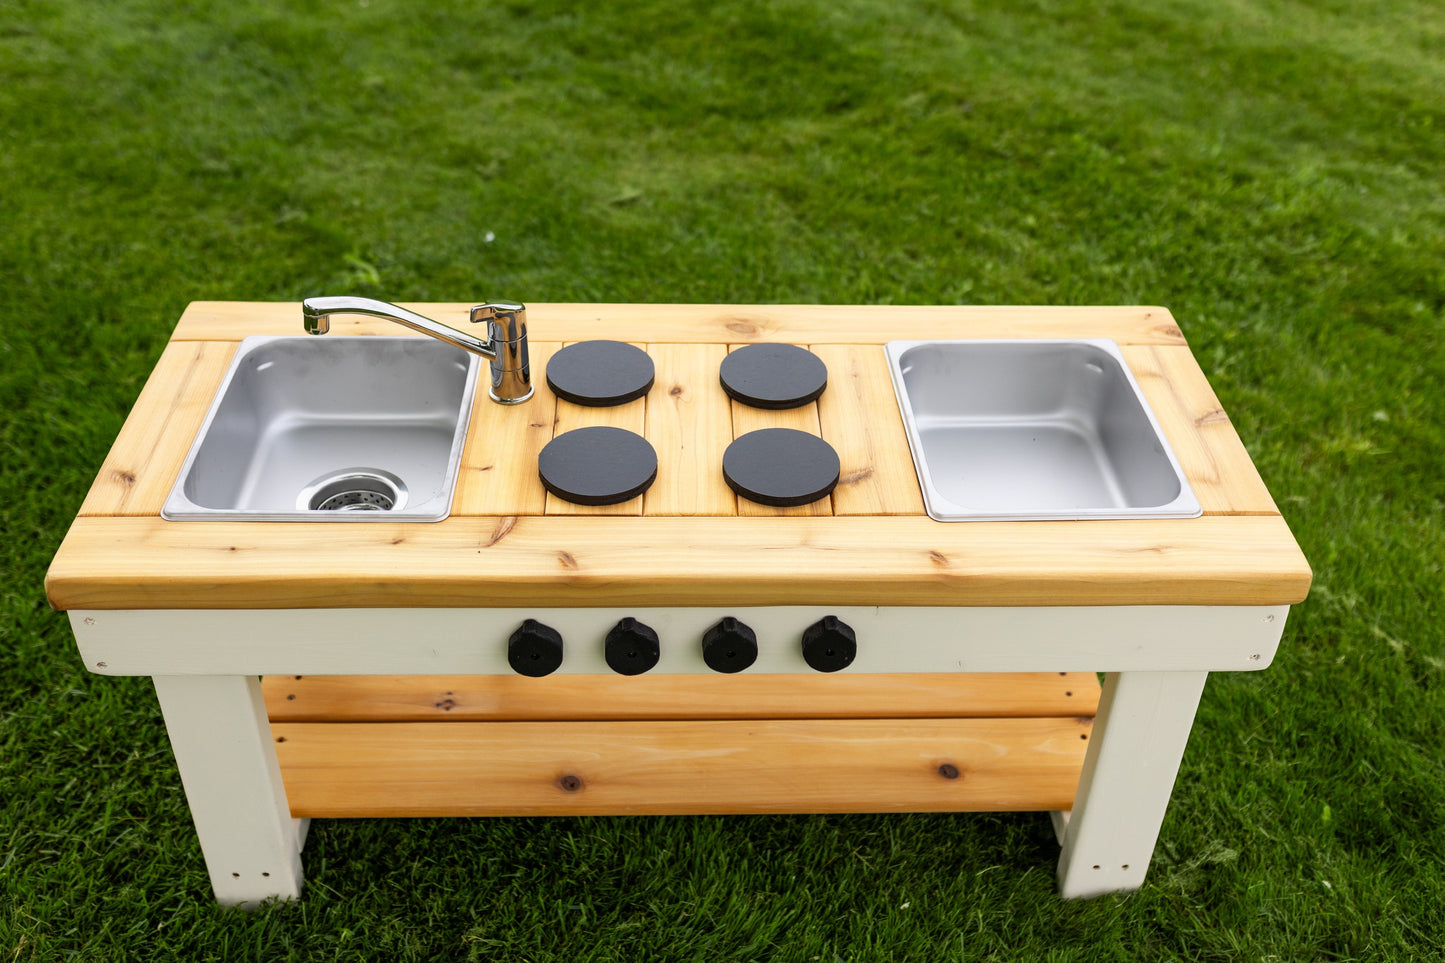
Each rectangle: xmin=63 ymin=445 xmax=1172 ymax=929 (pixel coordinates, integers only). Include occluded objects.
xmin=641 ymin=343 xmax=735 ymax=516
xmin=812 ymin=343 xmax=927 ymax=515
xmin=47 ymin=301 xmax=1312 ymax=613
xmin=729 ymin=344 xmax=832 ymax=517
xmin=46 ymin=513 xmax=1313 ymax=609
xmin=173 ymin=301 xmax=1190 ymax=346
xmin=1123 ymin=345 xmax=1279 ymax=515
xmin=272 ymin=716 xmax=1094 ymax=816
xmin=544 ymin=343 xmax=648 ymax=516
xmin=77 ymin=342 xmax=237 ymax=517
xmin=262 ymin=671 xmax=1102 ymax=721
xmin=453 ymin=342 xmax=559 ymax=516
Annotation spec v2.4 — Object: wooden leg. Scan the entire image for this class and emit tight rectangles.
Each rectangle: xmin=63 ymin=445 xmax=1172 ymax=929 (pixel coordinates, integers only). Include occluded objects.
xmin=152 ymin=675 xmax=303 ymax=908
xmin=1056 ymin=670 xmax=1207 ymax=898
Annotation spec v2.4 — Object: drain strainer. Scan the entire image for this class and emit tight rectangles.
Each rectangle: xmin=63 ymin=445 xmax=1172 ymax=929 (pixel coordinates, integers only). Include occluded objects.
xmin=297 ymin=469 xmax=408 ymax=513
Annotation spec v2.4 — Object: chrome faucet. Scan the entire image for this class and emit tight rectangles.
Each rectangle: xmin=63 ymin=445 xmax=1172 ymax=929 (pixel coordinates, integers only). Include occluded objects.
xmin=302 ymin=296 xmax=533 ymax=404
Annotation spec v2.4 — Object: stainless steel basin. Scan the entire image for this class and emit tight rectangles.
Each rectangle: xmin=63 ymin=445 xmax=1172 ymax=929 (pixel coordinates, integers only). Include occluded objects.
xmin=885 ymin=339 xmax=1200 ymax=521
xmin=163 ymin=336 xmax=480 ymax=521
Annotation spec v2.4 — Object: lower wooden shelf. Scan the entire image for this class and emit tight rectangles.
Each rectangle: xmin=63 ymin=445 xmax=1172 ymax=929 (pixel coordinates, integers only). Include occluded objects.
xmin=264 ymin=673 xmax=1097 ymax=818
xmin=271 ymin=716 xmax=1090 ymax=817
xmin=262 ymin=671 xmax=1100 ymax=722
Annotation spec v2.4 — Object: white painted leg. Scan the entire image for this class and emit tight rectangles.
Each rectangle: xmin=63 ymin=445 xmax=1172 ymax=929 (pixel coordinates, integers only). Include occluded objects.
xmin=1049 ymin=808 xmax=1071 ymax=845
xmin=1057 ymin=670 xmax=1208 ymax=898
xmin=152 ymin=675 xmax=303 ymax=908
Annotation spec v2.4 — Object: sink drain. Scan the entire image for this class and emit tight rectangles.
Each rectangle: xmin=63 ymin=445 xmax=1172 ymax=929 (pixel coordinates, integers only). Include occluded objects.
xmin=298 ymin=469 xmax=408 ymax=513
xmin=315 ymin=485 xmax=394 ymax=512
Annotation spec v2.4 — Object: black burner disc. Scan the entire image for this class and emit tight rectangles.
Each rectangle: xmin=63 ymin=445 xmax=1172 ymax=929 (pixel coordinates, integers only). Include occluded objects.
xmin=539 ymin=427 xmax=658 ymax=505
xmin=719 ymin=343 xmax=828 ymax=410
xmin=546 ymin=341 xmax=655 ymax=406
xmin=722 ymin=428 xmax=840 ymax=507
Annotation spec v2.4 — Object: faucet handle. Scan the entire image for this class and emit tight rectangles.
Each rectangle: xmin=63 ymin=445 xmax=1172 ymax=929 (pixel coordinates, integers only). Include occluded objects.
xmin=470 ymin=301 xmax=532 ymax=404
xmin=470 ymin=301 xmax=526 ymax=344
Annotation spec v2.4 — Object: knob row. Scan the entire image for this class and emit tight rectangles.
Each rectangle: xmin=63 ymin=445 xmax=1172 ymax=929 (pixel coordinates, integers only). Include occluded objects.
xmin=507 ymin=616 xmax=856 ymax=676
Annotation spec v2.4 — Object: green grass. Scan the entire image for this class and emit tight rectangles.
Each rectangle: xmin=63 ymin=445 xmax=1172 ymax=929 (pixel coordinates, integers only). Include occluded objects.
xmin=3 ymin=0 xmax=1444 ymax=958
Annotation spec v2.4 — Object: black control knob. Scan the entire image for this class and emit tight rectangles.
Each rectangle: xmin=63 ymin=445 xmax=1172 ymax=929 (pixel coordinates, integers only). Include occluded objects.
xmin=701 ymin=617 xmax=757 ymax=673
xmin=508 ymin=619 xmax=564 ymax=677
xmin=605 ymin=617 xmax=660 ymax=675
xmin=801 ymin=615 xmax=856 ymax=673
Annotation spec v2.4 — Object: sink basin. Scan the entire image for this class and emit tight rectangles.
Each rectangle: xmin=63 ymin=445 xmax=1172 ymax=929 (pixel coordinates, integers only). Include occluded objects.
xmin=885 ymin=339 xmax=1201 ymax=521
xmin=163 ymin=336 xmax=480 ymax=521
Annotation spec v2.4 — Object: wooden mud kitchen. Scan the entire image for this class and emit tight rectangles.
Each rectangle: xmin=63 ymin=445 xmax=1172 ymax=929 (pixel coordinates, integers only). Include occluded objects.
xmin=44 ymin=301 xmax=1311 ymax=907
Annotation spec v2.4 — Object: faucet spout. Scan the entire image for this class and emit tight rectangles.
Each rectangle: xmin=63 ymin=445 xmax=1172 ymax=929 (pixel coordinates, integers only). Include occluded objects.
xmin=302 ymin=296 xmax=533 ymax=404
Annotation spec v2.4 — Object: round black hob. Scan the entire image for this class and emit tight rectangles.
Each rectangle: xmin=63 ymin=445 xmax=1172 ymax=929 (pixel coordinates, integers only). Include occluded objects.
xmin=722 ymin=428 xmax=840 ymax=507
xmin=546 ymin=340 xmax=655 ymax=406
xmin=719 ymin=343 xmax=828 ymax=410
xmin=538 ymin=426 xmax=658 ymax=505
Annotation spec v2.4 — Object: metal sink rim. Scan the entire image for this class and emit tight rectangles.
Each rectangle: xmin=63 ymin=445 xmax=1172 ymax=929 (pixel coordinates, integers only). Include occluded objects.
xmin=885 ymin=338 xmax=1203 ymax=522
xmin=162 ymin=335 xmax=480 ymax=522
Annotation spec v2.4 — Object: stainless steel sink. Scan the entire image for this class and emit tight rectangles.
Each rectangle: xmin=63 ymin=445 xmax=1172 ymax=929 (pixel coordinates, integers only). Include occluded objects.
xmin=163 ymin=336 xmax=480 ymax=521
xmin=885 ymin=339 xmax=1201 ymax=521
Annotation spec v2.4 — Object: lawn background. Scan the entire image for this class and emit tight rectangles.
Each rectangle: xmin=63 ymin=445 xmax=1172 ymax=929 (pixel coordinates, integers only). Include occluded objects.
xmin=3 ymin=0 xmax=1444 ymax=959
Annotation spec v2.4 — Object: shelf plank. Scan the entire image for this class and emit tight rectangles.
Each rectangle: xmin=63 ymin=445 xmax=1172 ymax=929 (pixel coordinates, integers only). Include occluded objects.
xmin=641 ymin=343 xmax=736 ymax=516
xmin=728 ymin=344 xmax=832 ymax=517
xmin=262 ymin=671 xmax=1101 ymax=722
xmin=172 ymin=302 xmax=1192 ymax=347
xmin=78 ymin=341 xmax=237 ymax=517
xmin=273 ymin=716 xmax=1094 ymax=816
xmin=812 ymin=343 xmax=926 ymax=516
xmin=1123 ymin=345 xmax=1278 ymax=515
xmin=47 ymin=513 xmax=1313 ymax=609
xmin=543 ymin=343 xmax=649 ymax=517
xmin=452 ymin=342 xmax=559 ymax=517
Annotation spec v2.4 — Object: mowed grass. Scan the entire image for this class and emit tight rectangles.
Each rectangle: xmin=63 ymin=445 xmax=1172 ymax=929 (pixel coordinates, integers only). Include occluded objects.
xmin=3 ymin=0 xmax=1444 ymax=959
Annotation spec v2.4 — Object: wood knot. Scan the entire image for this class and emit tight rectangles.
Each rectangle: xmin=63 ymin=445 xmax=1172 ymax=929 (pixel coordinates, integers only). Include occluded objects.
xmin=391 ymin=536 xmax=406 ymax=545
xmin=557 ymin=774 xmax=584 ymax=792
xmin=937 ymin=764 xmax=960 ymax=780
xmin=482 ymin=516 xmax=517 ymax=548
xmin=928 ymin=550 xmax=949 ymax=566
xmin=434 ymin=697 xmax=457 ymax=711
xmin=839 ymin=467 xmax=874 ymax=486
xmin=669 ymin=384 xmax=684 ymax=397
xmin=113 ymin=469 xmax=137 ymax=486
xmin=557 ymin=551 xmax=579 ymax=569
xmin=1194 ymin=409 xmax=1229 ymax=427
xmin=725 ymin=319 xmax=759 ymax=336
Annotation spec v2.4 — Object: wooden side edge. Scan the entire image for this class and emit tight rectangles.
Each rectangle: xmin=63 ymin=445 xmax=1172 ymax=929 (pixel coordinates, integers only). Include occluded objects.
xmin=272 ymin=716 xmax=1093 ymax=817
xmin=453 ymin=342 xmax=559 ymax=516
xmin=812 ymin=344 xmax=926 ymax=515
xmin=45 ymin=514 xmax=1313 ymax=610
xmin=172 ymin=302 xmax=1189 ymax=346
xmin=544 ymin=343 xmax=649 ymax=517
xmin=729 ymin=344 xmax=831 ymax=517
xmin=642 ymin=344 xmax=736 ymax=516
xmin=1125 ymin=345 xmax=1279 ymax=515
xmin=77 ymin=342 xmax=237 ymax=517
xmin=262 ymin=671 xmax=1101 ymax=722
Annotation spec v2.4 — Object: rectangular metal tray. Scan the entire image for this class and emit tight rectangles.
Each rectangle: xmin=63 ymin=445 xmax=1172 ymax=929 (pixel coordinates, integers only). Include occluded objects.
xmin=885 ymin=339 xmax=1201 ymax=521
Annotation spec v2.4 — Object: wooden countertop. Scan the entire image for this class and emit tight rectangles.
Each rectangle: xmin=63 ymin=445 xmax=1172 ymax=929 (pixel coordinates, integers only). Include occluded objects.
xmin=45 ymin=303 xmax=1311 ymax=609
